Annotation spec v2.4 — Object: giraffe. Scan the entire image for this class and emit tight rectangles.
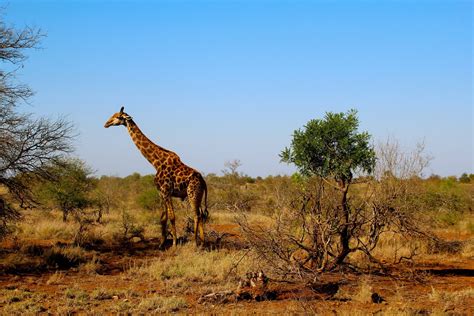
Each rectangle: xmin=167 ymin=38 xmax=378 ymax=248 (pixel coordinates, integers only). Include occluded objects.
xmin=104 ymin=106 xmax=208 ymax=247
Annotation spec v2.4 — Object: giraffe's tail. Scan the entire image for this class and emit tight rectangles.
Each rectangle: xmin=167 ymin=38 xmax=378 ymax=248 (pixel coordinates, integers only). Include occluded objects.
xmin=201 ymin=178 xmax=209 ymax=223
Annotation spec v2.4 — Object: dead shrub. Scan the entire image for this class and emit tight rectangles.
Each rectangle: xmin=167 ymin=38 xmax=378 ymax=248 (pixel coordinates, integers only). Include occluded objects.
xmin=69 ymin=210 xmax=107 ymax=250
xmin=238 ymin=139 xmax=432 ymax=279
xmin=115 ymin=210 xmax=145 ymax=243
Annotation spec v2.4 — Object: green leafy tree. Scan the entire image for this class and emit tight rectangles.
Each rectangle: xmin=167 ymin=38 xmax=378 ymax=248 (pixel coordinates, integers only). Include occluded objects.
xmin=37 ymin=159 xmax=95 ymax=222
xmin=136 ymin=175 xmax=162 ymax=211
xmin=280 ymin=109 xmax=376 ymax=265
xmin=281 ymin=109 xmax=375 ymax=182
xmin=459 ymin=173 xmax=470 ymax=183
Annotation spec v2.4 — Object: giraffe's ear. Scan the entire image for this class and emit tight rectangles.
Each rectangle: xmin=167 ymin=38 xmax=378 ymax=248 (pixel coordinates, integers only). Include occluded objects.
xmin=120 ymin=106 xmax=124 ymax=114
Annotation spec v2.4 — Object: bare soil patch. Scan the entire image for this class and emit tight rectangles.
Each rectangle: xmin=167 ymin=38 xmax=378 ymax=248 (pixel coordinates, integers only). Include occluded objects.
xmin=1 ymin=221 xmax=473 ymax=315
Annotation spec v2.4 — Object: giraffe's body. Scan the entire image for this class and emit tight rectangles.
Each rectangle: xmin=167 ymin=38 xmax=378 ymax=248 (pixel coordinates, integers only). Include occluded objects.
xmin=105 ymin=107 xmax=207 ymax=247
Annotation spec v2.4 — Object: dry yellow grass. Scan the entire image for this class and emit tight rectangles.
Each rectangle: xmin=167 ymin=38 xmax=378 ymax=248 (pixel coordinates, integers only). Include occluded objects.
xmin=428 ymin=287 xmax=474 ymax=305
xmin=136 ymin=295 xmax=188 ymax=313
xmin=16 ymin=215 xmax=77 ymax=241
xmin=79 ymin=255 xmax=101 ymax=275
xmin=125 ymin=243 xmax=250 ymax=291
xmin=1 ymin=183 xmax=472 ymax=315
xmin=461 ymin=240 xmax=474 ymax=259
xmin=353 ymin=276 xmax=374 ymax=304
xmin=46 ymin=271 xmax=65 ymax=285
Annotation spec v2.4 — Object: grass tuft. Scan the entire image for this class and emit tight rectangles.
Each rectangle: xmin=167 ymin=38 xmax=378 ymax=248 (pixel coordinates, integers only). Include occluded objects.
xmin=137 ymin=295 xmax=188 ymax=313
xmin=46 ymin=271 xmax=65 ymax=285
xmin=43 ymin=245 xmax=87 ymax=269
xmin=126 ymin=244 xmax=248 ymax=289
xmin=353 ymin=277 xmax=373 ymax=304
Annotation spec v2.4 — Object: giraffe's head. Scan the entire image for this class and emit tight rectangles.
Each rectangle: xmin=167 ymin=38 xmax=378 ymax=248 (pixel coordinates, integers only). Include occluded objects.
xmin=104 ymin=106 xmax=132 ymax=128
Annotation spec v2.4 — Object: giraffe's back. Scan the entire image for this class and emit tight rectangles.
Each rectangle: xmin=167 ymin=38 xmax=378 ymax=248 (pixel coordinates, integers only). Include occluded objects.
xmin=154 ymin=156 xmax=203 ymax=200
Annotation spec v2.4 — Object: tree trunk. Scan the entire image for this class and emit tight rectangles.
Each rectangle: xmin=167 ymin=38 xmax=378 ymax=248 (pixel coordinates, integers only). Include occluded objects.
xmin=332 ymin=182 xmax=351 ymax=268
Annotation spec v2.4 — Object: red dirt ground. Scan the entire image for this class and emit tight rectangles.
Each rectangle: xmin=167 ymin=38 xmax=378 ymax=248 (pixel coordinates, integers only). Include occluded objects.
xmin=0 ymin=223 xmax=473 ymax=314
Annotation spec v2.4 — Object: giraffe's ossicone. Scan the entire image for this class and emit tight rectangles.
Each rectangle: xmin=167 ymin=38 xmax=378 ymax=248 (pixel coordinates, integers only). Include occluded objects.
xmin=104 ymin=106 xmax=208 ymax=247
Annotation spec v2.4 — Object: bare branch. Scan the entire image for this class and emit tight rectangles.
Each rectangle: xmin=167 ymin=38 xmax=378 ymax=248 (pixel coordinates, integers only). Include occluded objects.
xmin=0 ymin=14 xmax=74 ymax=234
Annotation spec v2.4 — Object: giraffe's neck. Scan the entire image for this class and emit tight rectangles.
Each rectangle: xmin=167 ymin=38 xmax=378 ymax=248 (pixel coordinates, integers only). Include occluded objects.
xmin=125 ymin=119 xmax=171 ymax=170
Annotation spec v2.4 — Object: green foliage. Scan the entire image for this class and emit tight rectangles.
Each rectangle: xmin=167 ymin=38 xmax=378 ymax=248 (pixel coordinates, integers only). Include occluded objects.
xmin=137 ymin=189 xmax=161 ymax=211
xmin=136 ymin=175 xmax=162 ymax=211
xmin=280 ymin=109 xmax=376 ymax=183
xmin=290 ymin=172 xmax=305 ymax=187
xmin=423 ymin=177 xmax=471 ymax=213
xmin=36 ymin=159 xmax=95 ymax=220
xmin=459 ymin=173 xmax=471 ymax=183
xmin=436 ymin=211 xmax=463 ymax=227
xmin=125 ymin=172 xmax=141 ymax=183
xmin=0 ymin=198 xmax=20 ymax=239
xmin=205 ymin=162 xmax=259 ymax=213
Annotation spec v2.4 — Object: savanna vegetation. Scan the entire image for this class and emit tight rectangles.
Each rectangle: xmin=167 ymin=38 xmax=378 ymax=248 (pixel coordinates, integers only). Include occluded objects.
xmin=1 ymin=134 xmax=472 ymax=314
xmin=0 ymin=13 xmax=473 ymax=316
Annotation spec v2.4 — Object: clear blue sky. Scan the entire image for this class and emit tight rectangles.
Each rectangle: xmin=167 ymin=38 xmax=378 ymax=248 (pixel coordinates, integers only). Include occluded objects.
xmin=6 ymin=0 xmax=473 ymax=177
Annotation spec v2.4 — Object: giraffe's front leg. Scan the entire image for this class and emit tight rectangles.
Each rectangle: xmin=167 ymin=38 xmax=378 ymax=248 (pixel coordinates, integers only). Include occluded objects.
xmin=165 ymin=199 xmax=178 ymax=247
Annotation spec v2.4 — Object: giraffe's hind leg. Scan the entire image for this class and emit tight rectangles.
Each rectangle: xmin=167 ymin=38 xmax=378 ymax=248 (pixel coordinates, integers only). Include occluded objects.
xmin=188 ymin=178 xmax=205 ymax=247
xmin=190 ymin=200 xmax=204 ymax=247
xmin=165 ymin=198 xmax=177 ymax=247
xmin=198 ymin=214 xmax=204 ymax=244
